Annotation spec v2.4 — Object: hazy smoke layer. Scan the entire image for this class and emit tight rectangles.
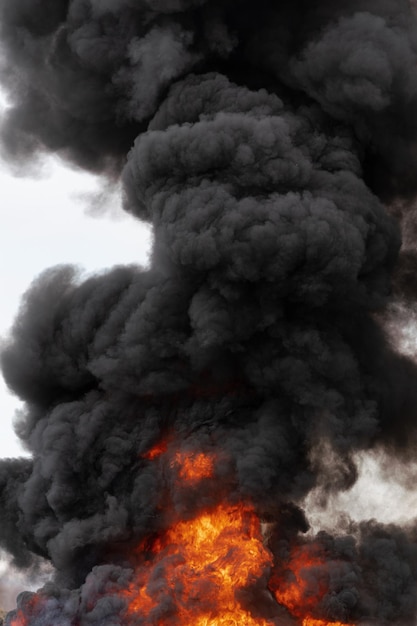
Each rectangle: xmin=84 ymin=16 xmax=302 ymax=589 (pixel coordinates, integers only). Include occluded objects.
xmin=2 ymin=1 xmax=417 ymax=624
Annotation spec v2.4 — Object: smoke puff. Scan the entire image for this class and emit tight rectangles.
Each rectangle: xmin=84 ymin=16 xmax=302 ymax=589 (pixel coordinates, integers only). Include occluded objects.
xmin=0 ymin=459 xmax=33 ymax=568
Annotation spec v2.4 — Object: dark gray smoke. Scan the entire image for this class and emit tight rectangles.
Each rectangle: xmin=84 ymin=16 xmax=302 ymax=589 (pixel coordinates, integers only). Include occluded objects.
xmin=2 ymin=0 xmax=417 ymax=624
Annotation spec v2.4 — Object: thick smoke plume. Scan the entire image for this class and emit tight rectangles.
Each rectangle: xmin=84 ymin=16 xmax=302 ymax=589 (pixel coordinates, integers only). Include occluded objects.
xmin=2 ymin=0 xmax=417 ymax=624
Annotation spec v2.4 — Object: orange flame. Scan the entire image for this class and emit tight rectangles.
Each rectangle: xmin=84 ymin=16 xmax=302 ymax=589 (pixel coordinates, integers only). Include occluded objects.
xmin=8 ymin=595 xmax=42 ymax=626
xmin=124 ymin=502 xmax=274 ymax=625
xmin=142 ymin=439 xmax=169 ymax=460
xmin=272 ymin=549 xmax=327 ymax=615
xmin=7 ymin=449 xmax=355 ymax=626
xmin=125 ymin=447 xmax=355 ymax=626
xmin=270 ymin=546 xmax=353 ymax=626
xmin=124 ymin=449 xmax=274 ymax=624
xmin=9 ymin=611 xmax=27 ymax=626
xmin=174 ymin=451 xmax=214 ymax=482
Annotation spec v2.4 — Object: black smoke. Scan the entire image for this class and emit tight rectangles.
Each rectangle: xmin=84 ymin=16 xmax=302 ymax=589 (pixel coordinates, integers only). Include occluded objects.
xmin=2 ymin=0 xmax=417 ymax=624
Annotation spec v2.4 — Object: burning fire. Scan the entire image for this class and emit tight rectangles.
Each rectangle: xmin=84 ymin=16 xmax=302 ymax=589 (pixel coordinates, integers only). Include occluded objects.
xmin=8 ymin=596 xmax=41 ymax=626
xmin=123 ymin=447 xmax=355 ymax=626
xmin=143 ymin=440 xmax=169 ymax=460
xmin=124 ymin=502 xmax=274 ymax=625
xmin=270 ymin=546 xmax=352 ymax=626
xmin=5 ymin=447 xmax=356 ymax=626
xmin=126 ymin=445 xmax=273 ymax=624
xmin=174 ymin=450 xmax=215 ymax=483
xmin=9 ymin=611 xmax=27 ymax=626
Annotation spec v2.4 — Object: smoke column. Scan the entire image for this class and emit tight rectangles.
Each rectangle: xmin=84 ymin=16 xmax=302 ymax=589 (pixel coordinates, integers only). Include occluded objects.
xmin=2 ymin=0 xmax=417 ymax=624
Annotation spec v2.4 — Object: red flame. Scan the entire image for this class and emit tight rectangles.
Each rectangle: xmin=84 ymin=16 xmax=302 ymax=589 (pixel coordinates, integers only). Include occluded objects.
xmin=174 ymin=450 xmax=214 ymax=482
xmin=5 ymin=445 xmax=355 ymax=626
xmin=123 ymin=501 xmax=274 ymax=625
xmin=9 ymin=610 xmax=27 ymax=626
xmin=8 ymin=595 xmax=42 ymax=626
xmin=142 ymin=439 xmax=169 ymax=460
xmin=125 ymin=446 xmax=354 ymax=626
xmin=270 ymin=546 xmax=353 ymax=626
xmin=124 ymin=449 xmax=275 ymax=624
xmin=272 ymin=548 xmax=328 ymax=615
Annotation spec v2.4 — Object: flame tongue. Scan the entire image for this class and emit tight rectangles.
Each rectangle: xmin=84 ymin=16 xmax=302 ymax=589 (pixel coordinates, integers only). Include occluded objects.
xmin=124 ymin=447 xmax=355 ymax=626
xmin=126 ymin=447 xmax=275 ymax=624
xmin=270 ymin=546 xmax=355 ymax=626
xmin=6 ymin=450 xmax=356 ymax=626
xmin=175 ymin=450 xmax=215 ymax=483
xmin=7 ymin=448 xmax=356 ymax=626
xmin=161 ymin=504 xmax=273 ymax=625
xmin=8 ymin=594 xmax=42 ymax=626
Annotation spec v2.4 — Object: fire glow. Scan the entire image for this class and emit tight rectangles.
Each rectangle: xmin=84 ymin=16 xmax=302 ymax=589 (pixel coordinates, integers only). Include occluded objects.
xmin=272 ymin=547 xmax=353 ymax=626
xmin=9 ymin=596 xmax=41 ymax=626
xmin=10 ymin=611 xmax=26 ymax=626
xmin=124 ymin=502 xmax=272 ymax=625
xmin=122 ymin=448 xmax=354 ymax=626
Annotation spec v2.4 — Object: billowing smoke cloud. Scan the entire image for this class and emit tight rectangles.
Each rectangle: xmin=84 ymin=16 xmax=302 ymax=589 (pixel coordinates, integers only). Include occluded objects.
xmin=2 ymin=0 xmax=417 ymax=624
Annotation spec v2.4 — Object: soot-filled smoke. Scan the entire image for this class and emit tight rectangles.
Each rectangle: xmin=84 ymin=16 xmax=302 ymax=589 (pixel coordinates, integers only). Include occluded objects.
xmin=2 ymin=0 xmax=417 ymax=624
